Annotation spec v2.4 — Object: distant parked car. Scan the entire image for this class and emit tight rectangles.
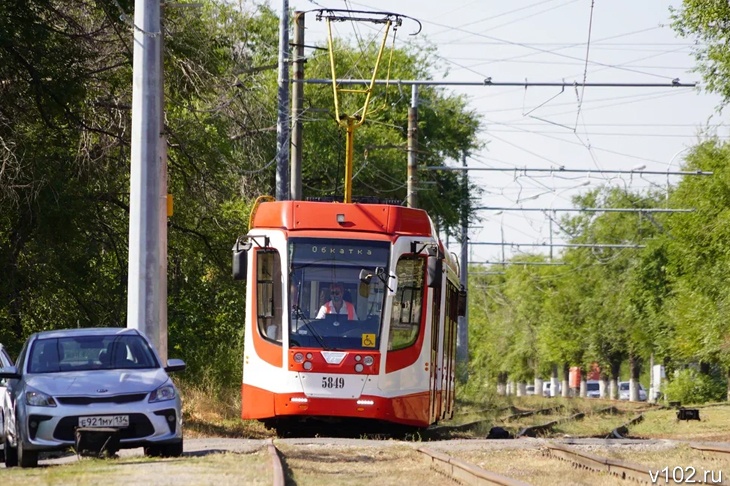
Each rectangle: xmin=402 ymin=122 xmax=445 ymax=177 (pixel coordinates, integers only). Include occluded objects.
xmin=525 ymin=385 xmax=535 ymax=396
xmin=0 ymin=343 xmax=14 ymax=460
xmin=542 ymin=382 xmax=562 ymax=397
xmin=0 ymin=328 xmax=186 ymax=467
xmin=586 ymin=380 xmax=600 ymax=398
xmin=618 ymin=381 xmax=647 ymax=401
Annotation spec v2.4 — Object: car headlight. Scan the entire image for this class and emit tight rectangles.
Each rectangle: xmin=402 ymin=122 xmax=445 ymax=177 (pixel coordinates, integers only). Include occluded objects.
xmin=26 ymin=389 xmax=57 ymax=407
xmin=149 ymin=384 xmax=176 ymax=403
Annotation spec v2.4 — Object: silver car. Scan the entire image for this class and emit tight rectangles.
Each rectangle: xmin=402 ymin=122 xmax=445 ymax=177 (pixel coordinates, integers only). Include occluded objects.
xmin=0 ymin=343 xmax=14 ymax=460
xmin=0 ymin=328 xmax=185 ymax=467
xmin=618 ymin=381 xmax=647 ymax=401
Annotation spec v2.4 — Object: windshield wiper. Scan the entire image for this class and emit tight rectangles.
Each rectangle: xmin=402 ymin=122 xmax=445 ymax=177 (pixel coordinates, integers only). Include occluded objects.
xmin=292 ymin=308 xmax=332 ymax=350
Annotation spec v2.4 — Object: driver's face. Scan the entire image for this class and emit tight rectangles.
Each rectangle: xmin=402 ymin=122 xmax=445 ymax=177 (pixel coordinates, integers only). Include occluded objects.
xmin=330 ymin=288 xmax=342 ymax=301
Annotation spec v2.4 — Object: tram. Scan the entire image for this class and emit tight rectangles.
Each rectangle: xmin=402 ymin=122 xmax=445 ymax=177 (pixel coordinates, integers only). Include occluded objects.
xmin=232 ymin=198 xmax=465 ymax=431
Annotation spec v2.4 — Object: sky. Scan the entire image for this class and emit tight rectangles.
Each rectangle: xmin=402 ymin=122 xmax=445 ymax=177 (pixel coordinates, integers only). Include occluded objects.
xmin=276 ymin=0 xmax=729 ymax=265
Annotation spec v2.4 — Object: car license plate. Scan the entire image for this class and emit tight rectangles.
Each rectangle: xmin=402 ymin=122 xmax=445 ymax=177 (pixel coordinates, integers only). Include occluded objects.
xmin=78 ymin=415 xmax=129 ymax=428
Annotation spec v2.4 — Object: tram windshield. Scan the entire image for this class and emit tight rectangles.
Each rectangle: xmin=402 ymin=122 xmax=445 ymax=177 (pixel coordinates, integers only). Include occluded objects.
xmin=288 ymin=238 xmax=390 ymax=350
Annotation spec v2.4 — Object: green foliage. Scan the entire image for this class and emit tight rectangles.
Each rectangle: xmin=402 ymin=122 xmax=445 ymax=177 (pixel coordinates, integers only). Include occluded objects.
xmin=671 ymin=0 xmax=730 ymax=105
xmin=663 ymin=368 xmax=727 ymax=405
xmin=0 ymin=1 xmax=485 ymax=394
xmin=456 ymin=362 xmax=499 ymax=405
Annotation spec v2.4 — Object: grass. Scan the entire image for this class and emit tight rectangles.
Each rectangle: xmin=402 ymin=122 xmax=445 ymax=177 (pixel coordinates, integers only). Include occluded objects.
xmin=175 ymin=382 xmax=730 ymax=443
xmin=178 ymin=381 xmax=273 ymax=439
xmin=0 ymin=451 xmax=272 ymax=486
xmin=276 ymin=443 xmax=448 ymax=486
xmin=630 ymin=406 xmax=730 ymax=442
xmin=3 ymin=385 xmax=730 ymax=484
xmin=449 ymin=448 xmax=623 ymax=486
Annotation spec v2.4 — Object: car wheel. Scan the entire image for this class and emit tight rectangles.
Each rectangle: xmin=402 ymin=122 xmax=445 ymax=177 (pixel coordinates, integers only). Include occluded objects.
xmin=144 ymin=439 xmax=183 ymax=458
xmin=4 ymin=433 xmax=18 ymax=468
xmin=16 ymin=420 xmax=38 ymax=468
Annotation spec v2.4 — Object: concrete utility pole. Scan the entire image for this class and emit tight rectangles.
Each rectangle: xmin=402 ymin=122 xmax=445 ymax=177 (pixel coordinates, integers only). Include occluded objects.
xmin=289 ymin=11 xmax=304 ymax=201
xmin=407 ymin=85 xmax=418 ymax=208
xmin=128 ymin=0 xmax=166 ymax=359
xmin=157 ymin=10 xmax=168 ymax=363
xmin=276 ymin=0 xmax=290 ymax=200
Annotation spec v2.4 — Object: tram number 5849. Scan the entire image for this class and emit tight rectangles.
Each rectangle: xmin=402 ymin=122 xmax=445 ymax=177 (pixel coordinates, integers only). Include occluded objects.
xmin=322 ymin=376 xmax=345 ymax=389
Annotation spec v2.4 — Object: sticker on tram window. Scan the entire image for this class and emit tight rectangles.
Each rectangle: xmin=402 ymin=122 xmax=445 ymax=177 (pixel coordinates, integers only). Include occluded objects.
xmin=322 ymin=376 xmax=345 ymax=389
xmin=361 ymin=334 xmax=376 ymax=347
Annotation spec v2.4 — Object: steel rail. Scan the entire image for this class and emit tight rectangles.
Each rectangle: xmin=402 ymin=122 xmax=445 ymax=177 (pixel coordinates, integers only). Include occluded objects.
xmin=610 ymin=413 xmax=645 ymax=439
xmin=546 ymin=443 xmax=657 ymax=483
xmin=267 ymin=439 xmax=285 ymax=486
xmin=417 ymin=446 xmax=531 ymax=486
xmin=689 ymin=443 xmax=730 ymax=455
xmin=516 ymin=412 xmax=586 ymax=438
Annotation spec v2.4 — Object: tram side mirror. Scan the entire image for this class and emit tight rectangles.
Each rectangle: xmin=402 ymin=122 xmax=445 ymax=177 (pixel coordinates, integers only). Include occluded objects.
xmin=358 ymin=269 xmax=372 ymax=297
xmin=457 ymin=289 xmax=467 ymax=317
xmin=232 ymin=250 xmax=247 ymax=280
xmin=427 ymin=256 xmax=442 ymax=288
xmin=359 ymin=269 xmax=373 ymax=284
xmin=359 ymin=282 xmax=369 ymax=298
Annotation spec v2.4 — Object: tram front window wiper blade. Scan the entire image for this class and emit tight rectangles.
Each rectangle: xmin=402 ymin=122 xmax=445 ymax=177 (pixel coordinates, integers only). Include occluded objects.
xmin=292 ymin=308 xmax=332 ymax=350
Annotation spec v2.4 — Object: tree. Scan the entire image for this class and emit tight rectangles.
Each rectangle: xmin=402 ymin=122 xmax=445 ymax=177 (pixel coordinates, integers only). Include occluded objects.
xmin=661 ymin=140 xmax=730 ymax=398
xmin=670 ymin=0 xmax=730 ymax=105
xmin=0 ymin=0 xmax=279 ymax=385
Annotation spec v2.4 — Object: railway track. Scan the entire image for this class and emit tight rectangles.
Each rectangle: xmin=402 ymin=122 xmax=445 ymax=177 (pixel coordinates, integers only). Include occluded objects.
xmin=545 ymin=442 xmax=729 ymax=485
xmin=1 ymin=434 xmax=726 ymax=485
xmin=266 ymin=438 xmax=531 ymax=486
xmin=265 ymin=435 xmax=729 ymax=485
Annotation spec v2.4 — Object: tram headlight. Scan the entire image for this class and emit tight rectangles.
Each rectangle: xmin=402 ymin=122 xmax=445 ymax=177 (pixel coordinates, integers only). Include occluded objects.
xmin=363 ymin=356 xmax=374 ymax=366
xmin=306 ymin=353 xmax=313 ymax=360
xmin=303 ymin=361 xmax=313 ymax=370
xmin=354 ymin=355 xmax=362 ymax=362
xmin=355 ymin=363 xmax=364 ymax=373
xmin=294 ymin=352 xmax=304 ymax=363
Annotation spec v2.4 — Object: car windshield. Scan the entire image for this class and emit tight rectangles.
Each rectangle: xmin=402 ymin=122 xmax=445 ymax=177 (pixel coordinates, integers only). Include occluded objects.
xmin=28 ymin=335 xmax=159 ymax=373
xmin=619 ymin=382 xmax=629 ymax=390
xmin=587 ymin=382 xmax=599 ymax=391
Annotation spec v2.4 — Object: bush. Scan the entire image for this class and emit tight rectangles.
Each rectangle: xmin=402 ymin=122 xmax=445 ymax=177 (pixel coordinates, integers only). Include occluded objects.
xmin=663 ymin=368 xmax=726 ymax=405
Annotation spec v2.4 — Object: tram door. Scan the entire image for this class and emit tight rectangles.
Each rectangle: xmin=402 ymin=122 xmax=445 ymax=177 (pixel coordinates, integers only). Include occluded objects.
xmin=429 ymin=284 xmax=442 ymax=423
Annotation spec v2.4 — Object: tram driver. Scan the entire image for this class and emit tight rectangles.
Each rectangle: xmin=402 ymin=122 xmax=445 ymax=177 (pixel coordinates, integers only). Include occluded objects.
xmin=316 ymin=282 xmax=358 ymax=320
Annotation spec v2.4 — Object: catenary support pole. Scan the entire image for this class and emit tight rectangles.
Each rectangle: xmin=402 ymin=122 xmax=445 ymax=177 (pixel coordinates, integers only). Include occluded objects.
xmin=407 ymin=85 xmax=418 ymax=208
xmin=457 ymin=152 xmax=469 ymax=366
xmin=290 ymin=11 xmax=304 ymax=201
xmin=276 ymin=0 xmax=290 ymax=200
xmin=128 ymin=0 xmax=164 ymax=355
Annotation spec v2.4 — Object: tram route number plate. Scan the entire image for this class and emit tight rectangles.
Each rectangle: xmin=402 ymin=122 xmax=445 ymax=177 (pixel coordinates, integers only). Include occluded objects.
xmin=78 ymin=415 xmax=129 ymax=428
xmin=321 ymin=376 xmax=345 ymax=389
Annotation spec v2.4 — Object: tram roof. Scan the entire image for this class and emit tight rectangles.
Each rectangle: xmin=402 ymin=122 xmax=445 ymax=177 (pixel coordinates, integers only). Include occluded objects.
xmin=251 ymin=200 xmax=434 ymax=237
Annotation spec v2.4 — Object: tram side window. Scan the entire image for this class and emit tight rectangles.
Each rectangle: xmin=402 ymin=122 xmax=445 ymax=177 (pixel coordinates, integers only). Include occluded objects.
xmin=388 ymin=256 xmax=425 ymax=350
xmin=257 ymin=250 xmax=282 ymax=343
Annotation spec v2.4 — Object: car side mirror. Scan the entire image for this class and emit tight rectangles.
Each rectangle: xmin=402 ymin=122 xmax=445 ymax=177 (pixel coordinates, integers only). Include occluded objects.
xmin=164 ymin=359 xmax=186 ymax=373
xmin=0 ymin=365 xmax=20 ymax=379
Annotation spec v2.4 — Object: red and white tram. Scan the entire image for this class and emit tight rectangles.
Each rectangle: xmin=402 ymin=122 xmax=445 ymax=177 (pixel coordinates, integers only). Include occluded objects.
xmin=232 ymin=199 xmax=464 ymax=431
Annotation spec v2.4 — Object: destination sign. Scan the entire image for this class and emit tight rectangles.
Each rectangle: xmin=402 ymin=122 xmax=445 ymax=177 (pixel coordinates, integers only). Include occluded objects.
xmin=291 ymin=238 xmax=389 ymax=265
